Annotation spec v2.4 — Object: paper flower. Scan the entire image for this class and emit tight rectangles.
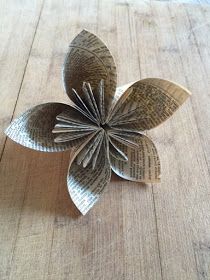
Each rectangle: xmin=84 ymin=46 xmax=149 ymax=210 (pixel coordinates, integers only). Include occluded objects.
xmin=5 ymin=30 xmax=191 ymax=215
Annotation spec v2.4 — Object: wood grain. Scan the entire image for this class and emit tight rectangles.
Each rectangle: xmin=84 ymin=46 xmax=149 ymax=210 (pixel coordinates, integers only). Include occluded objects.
xmin=0 ymin=0 xmax=210 ymax=279
xmin=0 ymin=0 xmax=44 ymax=157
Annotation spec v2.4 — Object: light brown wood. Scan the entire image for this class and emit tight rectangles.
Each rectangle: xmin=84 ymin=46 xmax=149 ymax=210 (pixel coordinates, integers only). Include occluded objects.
xmin=0 ymin=0 xmax=210 ymax=279
xmin=0 ymin=0 xmax=44 ymax=156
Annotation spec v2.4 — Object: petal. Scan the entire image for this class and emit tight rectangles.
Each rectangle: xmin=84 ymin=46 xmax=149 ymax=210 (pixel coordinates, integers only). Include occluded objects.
xmin=110 ymin=134 xmax=161 ymax=183
xmin=5 ymin=103 xmax=84 ymax=152
xmin=63 ymin=30 xmax=117 ymax=118
xmin=67 ymin=138 xmax=111 ymax=215
xmin=109 ymin=78 xmax=191 ymax=130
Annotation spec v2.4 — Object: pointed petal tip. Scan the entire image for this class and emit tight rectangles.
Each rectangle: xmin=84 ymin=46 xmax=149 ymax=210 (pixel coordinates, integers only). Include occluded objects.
xmin=4 ymin=103 xmax=77 ymax=152
xmin=80 ymin=208 xmax=89 ymax=216
xmin=81 ymin=28 xmax=89 ymax=33
xmin=72 ymin=29 xmax=95 ymax=42
xmin=80 ymin=29 xmax=95 ymax=36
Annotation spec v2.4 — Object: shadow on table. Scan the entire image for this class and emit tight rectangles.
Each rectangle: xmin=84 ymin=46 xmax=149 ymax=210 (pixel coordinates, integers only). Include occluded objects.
xmin=0 ymin=143 xmax=81 ymax=221
xmin=1 ymin=142 xmax=148 ymax=224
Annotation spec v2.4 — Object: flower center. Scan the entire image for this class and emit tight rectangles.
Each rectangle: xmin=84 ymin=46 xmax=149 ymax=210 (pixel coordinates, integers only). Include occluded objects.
xmin=100 ymin=123 xmax=110 ymax=132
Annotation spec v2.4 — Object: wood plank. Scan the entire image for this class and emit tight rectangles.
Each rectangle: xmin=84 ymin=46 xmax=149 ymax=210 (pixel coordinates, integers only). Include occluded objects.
xmin=0 ymin=0 xmax=44 ymax=157
xmin=182 ymin=1 xmax=210 ymax=168
xmin=0 ymin=1 xmax=44 ymax=279
xmin=133 ymin=1 xmax=210 ymax=279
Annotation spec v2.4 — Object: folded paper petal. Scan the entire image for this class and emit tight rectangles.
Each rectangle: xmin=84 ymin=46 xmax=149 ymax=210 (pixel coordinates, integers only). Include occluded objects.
xmin=67 ymin=138 xmax=111 ymax=215
xmin=110 ymin=134 xmax=161 ymax=183
xmin=63 ymin=29 xmax=117 ymax=119
xmin=5 ymin=103 xmax=80 ymax=152
xmin=110 ymin=78 xmax=190 ymax=130
xmin=107 ymin=82 xmax=134 ymax=123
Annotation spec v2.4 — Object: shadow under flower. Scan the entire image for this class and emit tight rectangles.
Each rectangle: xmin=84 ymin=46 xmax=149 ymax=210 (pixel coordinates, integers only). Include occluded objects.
xmin=1 ymin=142 xmax=148 ymax=224
xmin=111 ymin=172 xmax=148 ymax=189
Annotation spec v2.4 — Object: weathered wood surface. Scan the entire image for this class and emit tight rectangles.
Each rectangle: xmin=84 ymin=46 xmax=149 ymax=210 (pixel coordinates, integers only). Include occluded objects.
xmin=0 ymin=0 xmax=210 ymax=279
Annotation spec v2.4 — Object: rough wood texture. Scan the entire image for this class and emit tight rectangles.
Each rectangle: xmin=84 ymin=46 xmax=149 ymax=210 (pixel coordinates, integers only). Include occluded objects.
xmin=0 ymin=0 xmax=210 ymax=279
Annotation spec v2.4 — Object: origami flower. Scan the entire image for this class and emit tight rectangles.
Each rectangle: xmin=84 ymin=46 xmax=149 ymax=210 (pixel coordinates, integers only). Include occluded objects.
xmin=5 ymin=30 xmax=190 ymax=215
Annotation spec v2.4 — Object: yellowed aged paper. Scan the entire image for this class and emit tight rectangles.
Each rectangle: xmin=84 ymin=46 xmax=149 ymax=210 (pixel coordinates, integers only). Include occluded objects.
xmin=110 ymin=134 xmax=161 ymax=183
xmin=109 ymin=78 xmax=190 ymax=131
xmin=63 ymin=29 xmax=117 ymax=119
xmin=67 ymin=137 xmax=111 ymax=215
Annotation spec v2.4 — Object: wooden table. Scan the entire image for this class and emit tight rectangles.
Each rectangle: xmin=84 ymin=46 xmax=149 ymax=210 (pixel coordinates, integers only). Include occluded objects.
xmin=1 ymin=1 xmax=210 ymax=279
